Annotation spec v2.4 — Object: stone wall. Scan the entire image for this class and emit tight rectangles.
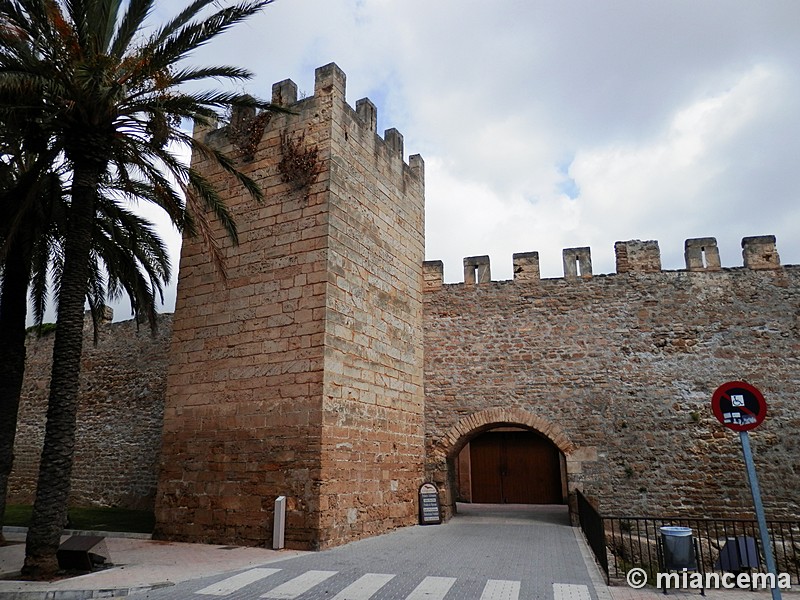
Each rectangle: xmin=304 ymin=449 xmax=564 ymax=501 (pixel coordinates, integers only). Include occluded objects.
xmin=319 ymin=70 xmax=425 ymax=546
xmin=423 ymin=237 xmax=800 ymax=521
xmin=155 ymin=63 xmax=425 ymax=549
xmin=9 ymin=63 xmax=800 ymax=549
xmin=10 ymin=313 xmax=170 ymax=510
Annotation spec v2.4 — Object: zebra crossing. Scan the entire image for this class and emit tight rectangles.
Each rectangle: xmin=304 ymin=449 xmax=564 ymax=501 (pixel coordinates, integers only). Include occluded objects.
xmin=194 ymin=567 xmax=593 ymax=600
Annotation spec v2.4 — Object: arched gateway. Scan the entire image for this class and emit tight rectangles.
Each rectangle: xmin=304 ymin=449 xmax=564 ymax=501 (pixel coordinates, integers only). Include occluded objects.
xmin=9 ymin=63 xmax=800 ymax=555
xmin=426 ymin=408 xmax=579 ymax=520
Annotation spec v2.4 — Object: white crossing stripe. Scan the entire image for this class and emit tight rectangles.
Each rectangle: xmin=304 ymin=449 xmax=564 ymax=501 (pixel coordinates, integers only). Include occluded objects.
xmin=262 ymin=570 xmax=339 ymax=599
xmin=195 ymin=568 xmax=281 ymax=596
xmin=480 ymin=579 xmax=521 ymax=600
xmin=405 ymin=576 xmax=457 ymax=600
xmin=553 ymin=583 xmax=592 ymax=600
xmin=330 ymin=573 xmax=395 ymax=600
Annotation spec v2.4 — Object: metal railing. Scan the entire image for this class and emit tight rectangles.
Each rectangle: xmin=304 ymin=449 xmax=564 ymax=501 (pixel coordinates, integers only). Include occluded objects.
xmin=576 ymin=490 xmax=609 ymax=583
xmin=576 ymin=491 xmax=800 ymax=585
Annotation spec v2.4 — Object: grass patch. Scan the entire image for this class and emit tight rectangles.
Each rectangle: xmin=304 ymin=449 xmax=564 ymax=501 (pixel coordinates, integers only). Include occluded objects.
xmin=25 ymin=322 xmax=57 ymax=335
xmin=4 ymin=505 xmax=154 ymax=534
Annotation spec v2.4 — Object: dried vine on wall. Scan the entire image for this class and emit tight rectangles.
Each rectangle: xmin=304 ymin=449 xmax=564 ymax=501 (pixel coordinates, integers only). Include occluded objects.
xmin=278 ymin=131 xmax=321 ymax=199
xmin=227 ymin=106 xmax=272 ymax=162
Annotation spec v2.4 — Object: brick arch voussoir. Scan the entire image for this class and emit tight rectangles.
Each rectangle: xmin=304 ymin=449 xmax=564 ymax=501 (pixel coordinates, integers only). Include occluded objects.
xmin=432 ymin=407 xmax=576 ymax=465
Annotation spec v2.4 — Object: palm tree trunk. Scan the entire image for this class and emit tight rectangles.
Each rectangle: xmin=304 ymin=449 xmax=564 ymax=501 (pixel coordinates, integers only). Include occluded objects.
xmin=22 ymin=169 xmax=97 ymax=579
xmin=0 ymin=238 xmax=32 ymax=545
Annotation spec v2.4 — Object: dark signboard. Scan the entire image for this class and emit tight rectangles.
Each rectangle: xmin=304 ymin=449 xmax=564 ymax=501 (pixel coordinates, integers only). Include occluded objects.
xmin=419 ymin=483 xmax=441 ymax=525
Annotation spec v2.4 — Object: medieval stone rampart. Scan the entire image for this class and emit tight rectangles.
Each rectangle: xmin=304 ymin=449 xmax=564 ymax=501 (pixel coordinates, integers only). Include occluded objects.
xmin=8 ymin=63 xmax=800 ymax=550
xmin=10 ymin=234 xmax=799 ymax=536
xmin=10 ymin=312 xmax=170 ymax=510
xmin=424 ymin=236 xmax=800 ymax=519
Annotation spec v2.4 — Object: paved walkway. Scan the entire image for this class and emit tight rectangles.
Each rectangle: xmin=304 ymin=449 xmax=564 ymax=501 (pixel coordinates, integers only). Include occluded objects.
xmin=1 ymin=506 xmax=796 ymax=599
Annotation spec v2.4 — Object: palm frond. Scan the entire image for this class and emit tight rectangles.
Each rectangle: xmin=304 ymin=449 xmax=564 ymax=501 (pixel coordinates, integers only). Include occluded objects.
xmin=109 ymin=0 xmax=153 ymax=58
xmin=145 ymin=1 xmax=273 ymax=75
xmin=168 ymin=65 xmax=252 ymax=85
xmin=146 ymin=0 xmax=215 ymax=48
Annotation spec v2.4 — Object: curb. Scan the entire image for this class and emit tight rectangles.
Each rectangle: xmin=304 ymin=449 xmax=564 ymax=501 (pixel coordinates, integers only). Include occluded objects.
xmin=2 ymin=527 xmax=152 ymax=540
xmin=0 ymin=582 xmax=173 ymax=600
xmin=1 ymin=528 xmax=159 ymax=599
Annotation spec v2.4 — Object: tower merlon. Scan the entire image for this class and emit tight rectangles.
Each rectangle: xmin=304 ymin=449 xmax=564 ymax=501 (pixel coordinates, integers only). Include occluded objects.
xmin=356 ymin=98 xmax=377 ymax=133
xmin=742 ymin=235 xmax=780 ymax=270
xmin=229 ymin=100 xmax=256 ymax=132
xmin=272 ymin=78 xmax=298 ymax=106
xmin=423 ymin=260 xmax=444 ymax=290
xmin=384 ymin=128 xmax=404 ymax=156
xmin=562 ymin=247 xmax=592 ymax=279
xmin=615 ymin=240 xmax=661 ymax=274
xmin=684 ymin=237 xmax=721 ymax=271
xmin=192 ymin=114 xmax=218 ymax=138
xmin=464 ymin=255 xmax=491 ymax=285
xmin=315 ymin=62 xmax=347 ymax=99
xmin=409 ymin=154 xmax=425 ymax=185
xmin=513 ymin=252 xmax=540 ymax=282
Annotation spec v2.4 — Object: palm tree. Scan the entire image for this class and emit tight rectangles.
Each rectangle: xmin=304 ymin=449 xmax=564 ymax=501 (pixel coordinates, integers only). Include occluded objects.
xmin=0 ymin=123 xmax=173 ymax=545
xmin=0 ymin=0 xmax=276 ymax=576
xmin=0 ymin=116 xmax=63 ymax=545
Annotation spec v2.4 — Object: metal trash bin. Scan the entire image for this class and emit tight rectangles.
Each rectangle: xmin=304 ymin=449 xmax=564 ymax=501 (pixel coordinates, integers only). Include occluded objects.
xmin=715 ymin=536 xmax=759 ymax=572
xmin=660 ymin=526 xmax=697 ymax=570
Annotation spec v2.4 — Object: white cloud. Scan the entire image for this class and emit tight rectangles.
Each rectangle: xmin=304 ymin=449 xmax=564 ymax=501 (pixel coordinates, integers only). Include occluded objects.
xmin=37 ymin=1 xmax=800 ymax=321
xmin=568 ymin=63 xmax=796 ymax=273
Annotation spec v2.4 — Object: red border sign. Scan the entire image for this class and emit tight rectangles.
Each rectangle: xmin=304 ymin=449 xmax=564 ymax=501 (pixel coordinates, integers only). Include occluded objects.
xmin=711 ymin=381 xmax=767 ymax=431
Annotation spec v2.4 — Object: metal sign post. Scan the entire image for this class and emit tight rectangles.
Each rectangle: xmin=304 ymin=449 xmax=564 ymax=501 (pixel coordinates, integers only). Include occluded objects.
xmin=739 ymin=430 xmax=780 ymax=600
xmin=711 ymin=381 xmax=780 ymax=600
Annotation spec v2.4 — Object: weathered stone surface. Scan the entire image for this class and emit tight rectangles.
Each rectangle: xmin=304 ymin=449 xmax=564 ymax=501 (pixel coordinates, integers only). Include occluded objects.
xmin=10 ymin=315 xmax=170 ymax=510
xmin=155 ymin=62 xmax=424 ymax=550
xmin=685 ymin=237 xmax=721 ymax=271
xmin=9 ymin=63 xmax=800 ymax=553
xmin=464 ymin=256 xmax=491 ymax=285
xmin=615 ymin=240 xmax=662 ymax=273
xmin=742 ymin=235 xmax=780 ymax=270
xmin=513 ymin=252 xmax=540 ymax=282
xmin=563 ymin=247 xmax=592 ymax=279
xmin=424 ymin=260 xmax=800 ymax=520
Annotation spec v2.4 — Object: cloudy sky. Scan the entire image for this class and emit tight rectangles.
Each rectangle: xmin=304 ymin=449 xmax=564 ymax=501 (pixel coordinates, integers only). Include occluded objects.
xmin=132 ymin=0 xmax=800 ymax=316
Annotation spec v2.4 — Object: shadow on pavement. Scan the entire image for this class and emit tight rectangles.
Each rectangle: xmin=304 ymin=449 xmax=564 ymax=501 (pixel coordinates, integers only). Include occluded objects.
xmin=454 ymin=502 xmax=570 ymax=526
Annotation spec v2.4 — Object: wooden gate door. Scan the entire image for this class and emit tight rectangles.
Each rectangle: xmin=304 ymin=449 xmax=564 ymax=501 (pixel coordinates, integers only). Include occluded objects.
xmin=469 ymin=431 xmax=563 ymax=504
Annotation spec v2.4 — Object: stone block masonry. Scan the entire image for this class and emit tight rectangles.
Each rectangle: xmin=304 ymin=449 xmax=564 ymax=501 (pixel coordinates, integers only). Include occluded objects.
xmin=424 ymin=235 xmax=800 ymax=520
xmin=10 ymin=312 xmax=170 ymax=510
xmin=9 ymin=62 xmax=800 ymax=550
xmin=154 ymin=63 xmax=425 ymax=550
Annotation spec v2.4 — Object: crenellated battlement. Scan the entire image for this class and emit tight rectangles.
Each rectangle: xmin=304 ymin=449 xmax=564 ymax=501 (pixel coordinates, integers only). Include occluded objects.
xmin=193 ymin=63 xmax=423 ymax=187
xmin=160 ymin=63 xmax=426 ymax=550
xmin=15 ymin=62 xmax=800 ymax=553
xmin=424 ymin=235 xmax=784 ymax=288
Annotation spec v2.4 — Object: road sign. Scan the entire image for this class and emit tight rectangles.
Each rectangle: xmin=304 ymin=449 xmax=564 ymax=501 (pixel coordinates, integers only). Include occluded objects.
xmin=710 ymin=380 xmax=780 ymax=600
xmin=711 ymin=381 xmax=767 ymax=431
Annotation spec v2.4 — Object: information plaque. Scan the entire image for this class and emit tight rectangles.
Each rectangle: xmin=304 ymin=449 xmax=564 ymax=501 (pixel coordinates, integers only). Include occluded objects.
xmin=418 ymin=483 xmax=442 ymax=525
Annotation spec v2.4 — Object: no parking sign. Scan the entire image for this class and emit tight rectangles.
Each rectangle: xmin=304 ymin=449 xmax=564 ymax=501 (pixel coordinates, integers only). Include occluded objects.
xmin=711 ymin=381 xmax=767 ymax=431
xmin=711 ymin=380 xmax=780 ymax=600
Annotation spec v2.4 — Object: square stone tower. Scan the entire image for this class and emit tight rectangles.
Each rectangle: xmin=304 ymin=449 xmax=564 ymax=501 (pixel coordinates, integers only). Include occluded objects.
xmin=155 ymin=63 xmax=426 ymax=549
